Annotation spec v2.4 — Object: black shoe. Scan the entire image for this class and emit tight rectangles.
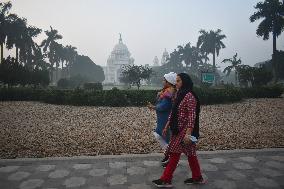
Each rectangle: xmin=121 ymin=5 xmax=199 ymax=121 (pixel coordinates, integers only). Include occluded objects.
xmin=184 ymin=176 xmax=205 ymax=185
xmin=161 ymin=156 xmax=169 ymax=164
xmin=162 ymin=161 xmax=168 ymax=168
xmin=152 ymin=179 xmax=173 ymax=188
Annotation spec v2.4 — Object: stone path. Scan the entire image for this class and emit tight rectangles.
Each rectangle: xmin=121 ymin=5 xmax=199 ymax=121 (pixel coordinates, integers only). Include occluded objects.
xmin=0 ymin=148 xmax=283 ymax=189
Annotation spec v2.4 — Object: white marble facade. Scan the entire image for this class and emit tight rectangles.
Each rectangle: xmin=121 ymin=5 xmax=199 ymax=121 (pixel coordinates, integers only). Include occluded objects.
xmin=103 ymin=34 xmax=134 ymax=84
xmin=160 ymin=48 xmax=169 ymax=66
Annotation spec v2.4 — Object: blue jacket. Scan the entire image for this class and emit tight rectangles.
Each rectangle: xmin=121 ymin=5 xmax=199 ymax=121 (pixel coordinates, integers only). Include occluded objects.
xmin=155 ymin=95 xmax=172 ymax=143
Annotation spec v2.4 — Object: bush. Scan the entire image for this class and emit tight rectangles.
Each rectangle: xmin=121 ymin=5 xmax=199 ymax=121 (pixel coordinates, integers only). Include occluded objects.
xmin=241 ymin=85 xmax=283 ymax=98
xmin=0 ymin=85 xmax=282 ymax=106
xmin=83 ymin=82 xmax=103 ymax=91
xmin=57 ymin=78 xmax=71 ymax=89
xmin=195 ymin=87 xmax=242 ymax=105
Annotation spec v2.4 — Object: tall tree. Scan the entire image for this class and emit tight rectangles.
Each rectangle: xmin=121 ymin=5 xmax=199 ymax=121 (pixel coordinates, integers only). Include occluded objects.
xmin=177 ymin=43 xmax=209 ymax=76
xmin=197 ymin=29 xmax=226 ymax=84
xmin=19 ymin=25 xmax=41 ymax=66
xmin=250 ymin=0 xmax=284 ymax=81
xmin=65 ymin=45 xmax=77 ymax=78
xmin=5 ymin=15 xmax=26 ymax=62
xmin=222 ymin=53 xmax=242 ymax=86
xmin=0 ymin=1 xmax=14 ymax=63
xmin=41 ymin=26 xmax=62 ymax=83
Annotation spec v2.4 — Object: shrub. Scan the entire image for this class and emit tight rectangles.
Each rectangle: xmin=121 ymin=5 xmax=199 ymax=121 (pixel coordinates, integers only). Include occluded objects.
xmin=0 ymin=85 xmax=282 ymax=106
xmin=241 ymin=85 xmax=283 ymax=98
xmin=83 ymin=82 xmax=103 ymax=91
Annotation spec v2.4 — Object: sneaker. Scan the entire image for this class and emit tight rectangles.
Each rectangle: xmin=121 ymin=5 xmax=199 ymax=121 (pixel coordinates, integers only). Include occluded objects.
xmin=161 ymin=156 xmax=169 ymax=164
xmin=152 ymin=179 xmax=173 ymax=188
xmin=162 ymin=161 xmax=168 ymax=168
xmin=184 ymin=176 xmax=205 ymax=185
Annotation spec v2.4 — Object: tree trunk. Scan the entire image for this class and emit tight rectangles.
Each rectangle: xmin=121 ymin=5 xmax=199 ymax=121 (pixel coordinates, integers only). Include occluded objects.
xmin=235 ymin=71 xmax=238 ymax=86
xmin=56 ymin=66 xmax=58 ymax=84
xmin=62 ymin=61 xmax=64 ymax=78
xmin=137 ymin=81 xmax=140 ymax=90
xmin=0 ymin=43 xmax=3 ymax=63
xmin=213 ymin=50 xmax=216 ymax=86
xmin=272 ymin=32 xmax=277 ymax=82
xmin=273 ymin=32 xmax=277 ymax=55
xmin=16 ymin=47 xmax=19 ymax=62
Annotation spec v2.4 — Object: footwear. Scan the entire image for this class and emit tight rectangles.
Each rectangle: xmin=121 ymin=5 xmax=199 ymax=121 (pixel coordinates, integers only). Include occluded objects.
xmin=161 ymin=156 xmax=169 ymax=168
xmin=152 ymin=179 xmax=173 ymax=188
xmin=161 ymin=156 xmax=169 ymax=164
xmin=184 ymin=176 xmax=205 ymax=185
xmin=162 ymin=161 xmax=168 ymax=168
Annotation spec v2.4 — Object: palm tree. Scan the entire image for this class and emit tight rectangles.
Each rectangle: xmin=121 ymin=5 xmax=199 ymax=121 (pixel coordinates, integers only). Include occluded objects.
xmin=65 ymin=45 xmax=77 ymax=78
xmin=19 ymin=25 xmax=41 ymax=67
xmin=41 ymin=26 xmax=62 ymax=83
xmin=250 ymin=0 xmax=284 ymax=81
xmin=0 ymin=1 xmax=13 ymax=63
xmin=32 ymin=44 xmax=49 ymax=70
xmin=177 ymin=43 xmax=192 ymax=68
xmin=5 ymin=15 xmax=27 ymax=63
xmin=177 ymin=43 xmax=209 ymax=76
xmin=52 ymin=42 xmax=64 ymax=82
xmin=222 ymin=53 xmax=242 ymax=86
xmin=197 ymin=29 xmax=226 ymax=84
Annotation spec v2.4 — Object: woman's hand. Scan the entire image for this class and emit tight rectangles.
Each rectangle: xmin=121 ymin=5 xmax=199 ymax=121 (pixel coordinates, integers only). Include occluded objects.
xmin=147 ymin=102 xmax=155 ymax=110
xmin=183 ymin=135 xmax=190 ymax=145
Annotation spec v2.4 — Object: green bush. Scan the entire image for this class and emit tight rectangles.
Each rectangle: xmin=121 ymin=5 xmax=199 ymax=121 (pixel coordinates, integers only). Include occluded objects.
xmin=241 ymin=85 xmax=283 ymax=98
xmin=195 ymin=87 xmax=242 ymax=105
xmin=83 ymin=82 xmax=103 ymax=91
xmin=0 ymin=86 xmax=282 ymax=107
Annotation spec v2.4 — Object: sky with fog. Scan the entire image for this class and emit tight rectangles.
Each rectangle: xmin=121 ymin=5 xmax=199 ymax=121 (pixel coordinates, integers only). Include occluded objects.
xmin=6 ymin=0 xmax=284 ymax=70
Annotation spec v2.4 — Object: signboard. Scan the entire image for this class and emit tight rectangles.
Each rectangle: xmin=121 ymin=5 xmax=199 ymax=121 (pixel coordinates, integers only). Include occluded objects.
xmin=201 ymin=72 xmax=215 ymax=83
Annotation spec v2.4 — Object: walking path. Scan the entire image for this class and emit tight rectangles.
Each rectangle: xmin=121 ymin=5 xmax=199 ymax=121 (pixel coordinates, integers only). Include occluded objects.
xmin=0 ymin=148 xmax=283 ymax=189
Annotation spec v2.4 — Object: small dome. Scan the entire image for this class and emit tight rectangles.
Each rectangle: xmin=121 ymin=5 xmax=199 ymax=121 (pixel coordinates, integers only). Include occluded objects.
xmin=162 ymin=48 xmax=169 ymax=57
xmin=111 ymin=34 xmax=130 ymax=56
xmin=113 ymin=43 xmax=129 ymax=55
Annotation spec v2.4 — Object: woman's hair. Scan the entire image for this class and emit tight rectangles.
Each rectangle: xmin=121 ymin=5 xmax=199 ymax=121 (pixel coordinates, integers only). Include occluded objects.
xmin=170 ymin=73 xmax=200 ymax=138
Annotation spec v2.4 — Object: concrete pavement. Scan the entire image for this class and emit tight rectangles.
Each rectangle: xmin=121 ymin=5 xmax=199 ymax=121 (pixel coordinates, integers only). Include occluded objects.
xmin=0 ymin=148 xmax=283 ymax=189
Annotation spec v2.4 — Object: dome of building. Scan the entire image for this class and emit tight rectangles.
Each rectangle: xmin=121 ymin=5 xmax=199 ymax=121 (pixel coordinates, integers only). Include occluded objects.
xmin=111 ymin=34 xmax=130 ymax=56
xmin=103 ymin=34 xmax=135 ymax=84
xmin=161 ymin=48 xmax=169 ymax=65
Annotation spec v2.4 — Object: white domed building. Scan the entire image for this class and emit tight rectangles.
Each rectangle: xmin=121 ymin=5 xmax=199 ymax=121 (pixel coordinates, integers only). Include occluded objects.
xmin=161 ymin=48 xmax=169 ymax=65
xmin=103 ymin=34 xmax=134 ymax=84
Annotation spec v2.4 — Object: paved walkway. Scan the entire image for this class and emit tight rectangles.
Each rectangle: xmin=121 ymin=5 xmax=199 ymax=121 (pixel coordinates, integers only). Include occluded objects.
xmin=0 ymin=148 xmax=283 ymax=189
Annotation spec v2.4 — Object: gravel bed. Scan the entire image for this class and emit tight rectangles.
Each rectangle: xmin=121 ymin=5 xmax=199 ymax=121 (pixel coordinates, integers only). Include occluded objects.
xmin=0 ymin=98 xmax=283 ymax=159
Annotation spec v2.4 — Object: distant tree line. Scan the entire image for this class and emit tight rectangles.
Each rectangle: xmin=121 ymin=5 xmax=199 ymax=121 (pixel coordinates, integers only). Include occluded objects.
xmin=0 ymin=1 xmax=104 ymax=88
xmin=149 ymin=0 xmax=283 ymax=87
xmin=0 ymin=56 xmax=49 ymax=87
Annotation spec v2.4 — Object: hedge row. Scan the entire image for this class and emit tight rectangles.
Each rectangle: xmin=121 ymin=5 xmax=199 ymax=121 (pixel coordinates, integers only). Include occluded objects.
xmin=0 ymin=85 xmax=282 ymax=107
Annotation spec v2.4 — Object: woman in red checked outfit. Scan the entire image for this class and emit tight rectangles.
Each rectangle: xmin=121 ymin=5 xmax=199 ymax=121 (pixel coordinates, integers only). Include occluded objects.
xmin=152 ymin=73 xmax=204 ymax=188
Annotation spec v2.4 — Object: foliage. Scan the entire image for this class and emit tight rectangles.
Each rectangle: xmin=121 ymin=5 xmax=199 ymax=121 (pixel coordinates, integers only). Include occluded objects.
xmin=120 ymin=65 xmax=152 ymax=89
xmin=2 ymin=86 xmax=282 ymax=107
xmin=250 ymin=0 xmax=284 ymax=41
xmin=57 ymin=74 xmax=89 ymax=89
xmin=240 ymin=85 xmax=283 ymax=98
xmin=250 ymin=0 xmax=284 ymax=81
xmin=237 ymin=65 xmax=273 ymax=87
xmin=83 ymin=82 xmax=103 ymax=91
xmin=70 ymin=55 xmax=105 ymax=83
xmin=222 ymin=53 xmax=242 ymax=85
xmin=0 ymin=57 xmax=49 ymax=87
